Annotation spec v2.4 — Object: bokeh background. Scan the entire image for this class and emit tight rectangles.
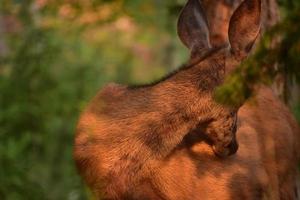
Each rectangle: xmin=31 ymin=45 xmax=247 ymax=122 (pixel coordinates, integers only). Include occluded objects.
xmin=0 ymin=0 xmax=299 ymax=199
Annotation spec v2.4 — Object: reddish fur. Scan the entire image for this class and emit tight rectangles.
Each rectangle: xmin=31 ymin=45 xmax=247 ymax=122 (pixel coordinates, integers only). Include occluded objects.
xmin=73 ymin=0 xmax=300 ymax=199
xmin=74 ymin=59 xmax=300 ymax=200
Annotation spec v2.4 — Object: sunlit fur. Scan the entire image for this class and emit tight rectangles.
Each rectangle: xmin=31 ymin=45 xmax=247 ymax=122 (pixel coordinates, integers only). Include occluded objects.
xmin=73 ymin=0 xmax=300 ymax=199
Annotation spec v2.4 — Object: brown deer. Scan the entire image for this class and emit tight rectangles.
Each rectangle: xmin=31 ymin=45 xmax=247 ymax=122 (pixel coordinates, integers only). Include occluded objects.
xmin=74 ymin=0 xmax=300 ymax=199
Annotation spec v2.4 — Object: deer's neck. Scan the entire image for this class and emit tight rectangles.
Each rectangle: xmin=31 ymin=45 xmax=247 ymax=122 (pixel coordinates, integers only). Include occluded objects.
xmin=93 ymin=51 xmax=226 ymax=161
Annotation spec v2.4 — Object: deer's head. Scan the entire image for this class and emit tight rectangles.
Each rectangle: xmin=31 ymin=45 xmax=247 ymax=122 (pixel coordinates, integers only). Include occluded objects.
xmin=178 ymin=0 xmax=261 ymax=157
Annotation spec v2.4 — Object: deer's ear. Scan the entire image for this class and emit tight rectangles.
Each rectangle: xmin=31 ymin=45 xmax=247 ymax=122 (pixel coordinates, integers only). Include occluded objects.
xmin=177 ymin=0 xmax=211 ymax=57
xmin=228 ymin=0 xmax=261 ymax=60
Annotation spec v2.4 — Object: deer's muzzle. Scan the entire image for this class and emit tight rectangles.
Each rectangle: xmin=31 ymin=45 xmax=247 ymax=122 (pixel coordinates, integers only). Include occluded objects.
xmin=212 ymin=138 xmax=239 ymax=158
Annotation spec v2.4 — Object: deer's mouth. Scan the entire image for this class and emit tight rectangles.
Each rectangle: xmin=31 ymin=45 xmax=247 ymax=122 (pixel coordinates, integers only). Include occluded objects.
xmin=212 ymin=138 xmax=239 ymax=158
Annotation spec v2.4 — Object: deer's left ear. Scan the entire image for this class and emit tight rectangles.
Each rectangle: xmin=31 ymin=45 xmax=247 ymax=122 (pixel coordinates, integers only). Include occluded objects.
xmin=177 ymin=0 xmax=211 ymax=58
xmin=228 ymin=0 xmax=262 ymax=60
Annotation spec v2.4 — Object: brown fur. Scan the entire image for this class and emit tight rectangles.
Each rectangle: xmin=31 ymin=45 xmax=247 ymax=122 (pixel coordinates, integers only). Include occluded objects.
xmin=73 ymin=0 xmax=300 ymax=199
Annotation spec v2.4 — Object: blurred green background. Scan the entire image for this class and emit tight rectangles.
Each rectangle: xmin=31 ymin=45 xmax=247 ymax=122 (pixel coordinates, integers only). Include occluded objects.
xmin=0 ymin=0 xmax=299 ymax=200
xmin=0 ymin=0 xmax=187 ymax=199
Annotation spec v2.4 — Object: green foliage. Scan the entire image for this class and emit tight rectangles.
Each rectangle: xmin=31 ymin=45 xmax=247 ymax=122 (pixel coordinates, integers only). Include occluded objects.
xmin=294 ymin=104 xmax=300 ymax=123
xmin=0 ymin=25 xmax=87 ymax=200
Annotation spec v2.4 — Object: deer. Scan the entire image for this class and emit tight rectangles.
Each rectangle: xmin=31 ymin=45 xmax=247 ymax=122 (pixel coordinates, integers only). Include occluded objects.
xmin=73 ymin=0 xmax=300 ymax=199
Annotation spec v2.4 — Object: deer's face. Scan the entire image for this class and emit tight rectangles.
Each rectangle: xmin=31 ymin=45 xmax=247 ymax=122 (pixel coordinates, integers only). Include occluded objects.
xmin=202 ymin=102 xmax=239 ymax=157
xmin=178 ymin=0 xmax=261 ymax=157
